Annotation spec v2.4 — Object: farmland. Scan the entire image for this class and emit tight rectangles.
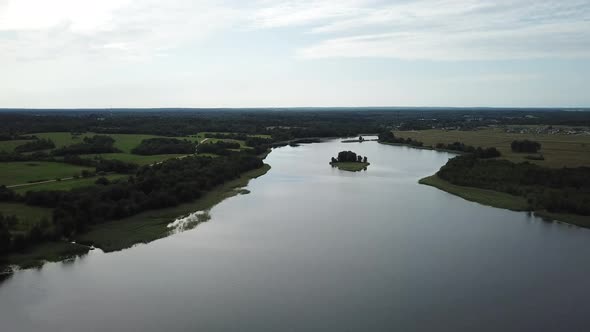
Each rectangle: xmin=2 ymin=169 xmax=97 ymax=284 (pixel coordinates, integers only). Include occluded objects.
xmin=396 ymin=127 xmax=590 ymax=168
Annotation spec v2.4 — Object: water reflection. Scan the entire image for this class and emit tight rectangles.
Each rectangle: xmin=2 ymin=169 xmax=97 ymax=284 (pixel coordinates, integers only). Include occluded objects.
xmin=1 ymin=138 xmax=589 ymax=332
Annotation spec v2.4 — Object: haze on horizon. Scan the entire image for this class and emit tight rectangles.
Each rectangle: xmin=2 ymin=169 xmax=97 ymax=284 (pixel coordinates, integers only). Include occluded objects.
xmin=1 ymin=0 xmax=589 ymax=108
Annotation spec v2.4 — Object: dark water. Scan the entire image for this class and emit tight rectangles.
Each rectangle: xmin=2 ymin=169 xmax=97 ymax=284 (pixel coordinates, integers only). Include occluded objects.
xmin=1 ymin=139 xmax=589 ymax=332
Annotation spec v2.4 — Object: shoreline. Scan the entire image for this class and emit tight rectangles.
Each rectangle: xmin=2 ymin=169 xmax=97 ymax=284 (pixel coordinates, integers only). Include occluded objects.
xmin=419 ymin=175 xmax=590 ymax=228
xmin=1 ymin=163 xmax=272 ymax=271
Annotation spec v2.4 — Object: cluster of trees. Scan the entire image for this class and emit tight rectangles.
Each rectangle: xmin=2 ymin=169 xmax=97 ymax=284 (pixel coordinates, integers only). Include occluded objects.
xmin=131 ymin=138 xmax=196 ymax=155
xmin=0 ymin=153 xmax=264 ymax=254
xmin=52 ymin=135 xmax=120 ymax=156
xmin=331 ymin=151 xmax=368 ymax=163
xmin=14 ymin=138 xmax=55 ymax=153
xmin=95 ymin=159 xmax=138 ymax=174
xmin=378 ymin=131 xmax=424 ymax=147
xmin=196 ymin=141 xmax=241 ymax=155
xmin=435 ymin=142 xmax=501 ymax=159
xmin=511 ymin=139 xmax=541 ymax=153
xmin=437 ymin=155 xmax=590 ymax=215
xmin=62 ymin=155 xmax=137 ymax=174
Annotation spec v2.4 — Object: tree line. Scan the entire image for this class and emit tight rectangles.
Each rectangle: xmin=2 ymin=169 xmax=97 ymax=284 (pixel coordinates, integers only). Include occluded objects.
xmin=437 ymin=155 xmax=590 ymax=216
xmin=52 ymin=135 xmax=121 ymax=155
xmin=131 ymin=138 xmax=196 ymax=155
xmin=378 ymin=131 xmax=424 ymax=147
xmin=331 ymin=151 xmax=368 ymax=163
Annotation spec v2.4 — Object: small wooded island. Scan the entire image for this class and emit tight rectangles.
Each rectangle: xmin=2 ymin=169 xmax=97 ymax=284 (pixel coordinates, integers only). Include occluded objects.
xmin=330 ymin=151 xmax=370 ymax=172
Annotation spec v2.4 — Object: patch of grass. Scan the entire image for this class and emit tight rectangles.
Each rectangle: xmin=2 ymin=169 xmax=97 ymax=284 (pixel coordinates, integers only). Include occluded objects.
xmin=75 ymin=164 xmax=271 ymax=252
xmin=0 ymin=140 xmax=33 ymax=153
xmin=0 ymin=161 xmax=94 ymax=186
xmin=13 ymin=174 xmax=127 ymax=193
xmin=397 ymin=128 xmax=590 ymax=168
xmin=80 ymin=153 xmax=188 ymax=166
xmin=1 ymin=241 xmax=89 ymax=271
xmin=331 ymin=162 xmax=370 ymax=172
xmin=0 ymin=202 xmax=52 ymax=233
xmin=419 ymin=175 xmax=529 ymax=211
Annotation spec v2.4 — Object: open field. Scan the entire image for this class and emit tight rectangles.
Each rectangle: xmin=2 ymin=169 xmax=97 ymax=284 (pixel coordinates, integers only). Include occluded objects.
xmin=79 ymin=152 xmax=188 ymax=165
xmin=397 ymin=128 xmax=590 ymax=168
xmin=0 ymin=202 xmax=52 ymax=233
xmin=331 ymin=162 xmax=370 ymax=172
xmin=12 ymin=174 xmax=127 ymax=193
xmin=0 ymin=161 xmax=93 ymax=186
xmin=75 ymin=164 xmax=271 ymax=252
xmin=0 ymin=140 xmax=32 ymax=153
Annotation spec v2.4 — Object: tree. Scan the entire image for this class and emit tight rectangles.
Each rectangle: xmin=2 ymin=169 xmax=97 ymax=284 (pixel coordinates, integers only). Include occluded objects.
xmin=357 ymin=155 xmax=362 ymax=162
xmin=337 ymin=151 xmax=357 ymax=162
xmin=511 ymin=140 xmax=541 ymax=153
xmin=363 ymin=156 xmax=367 ymax=163
xmin=330 ymin=157 xmax=337 ymax=163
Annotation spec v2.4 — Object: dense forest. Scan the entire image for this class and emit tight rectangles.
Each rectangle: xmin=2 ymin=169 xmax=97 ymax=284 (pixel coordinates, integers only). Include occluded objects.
xmin=2 ymin=109 xmax=590 ymax=140
xmin=132 ymin=138 xmax=196 ymax=155
xmin=437 ymin=155 xmax=590 ymax=215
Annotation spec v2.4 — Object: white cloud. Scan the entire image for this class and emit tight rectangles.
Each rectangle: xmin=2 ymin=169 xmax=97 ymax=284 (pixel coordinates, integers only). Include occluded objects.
xmin=0 ymin=0 xmax=245 ymax=61
xmin=253 ymin=0 xmax=590 ymax=61
xmin=1 ymin=0 xmax=589 ymax=62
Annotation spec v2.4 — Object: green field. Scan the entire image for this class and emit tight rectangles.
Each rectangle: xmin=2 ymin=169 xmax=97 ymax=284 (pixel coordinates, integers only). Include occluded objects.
xmin=0 ymin=131 xmax=263 ymax=187
xmin=13 ymin=174 xmax=127 ymax=194
xmin=80 ymin=152 xmax=188 ymax=166
xmin=75 ymin=164 xmax=271 ymax=252
xmin=396 ymin=128 xmax=590 ymax=168
xmin=0 ymin=140 xmax=32 ymax=153
xmin=0 ymin=161 xmax=94 ymax=186
xmin=331 ymin=162 xmax=370 ymax=172
xmin=0 ymin=202 xmax=52 ymax=233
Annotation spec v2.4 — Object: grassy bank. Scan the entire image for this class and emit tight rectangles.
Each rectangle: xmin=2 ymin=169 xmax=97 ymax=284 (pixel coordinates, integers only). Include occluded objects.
xmin=75 ymin=164 xmax=271 ymax=252
xmin=331 ymin=162 xmax=370 ymax=172
xmin=419 ymin=175 xmax=529 ymax=211
xmin=419 ymin=175 xmax=590 ymax=227
xmin=0 ymin=202 xmax=52 ymax=233
xmin=1 ymin=242 xmax=90 ymax=271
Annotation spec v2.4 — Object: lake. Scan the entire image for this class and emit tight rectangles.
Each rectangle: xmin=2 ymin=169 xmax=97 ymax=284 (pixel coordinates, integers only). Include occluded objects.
xmin=1 ymin=138 xmax=590 ymax=331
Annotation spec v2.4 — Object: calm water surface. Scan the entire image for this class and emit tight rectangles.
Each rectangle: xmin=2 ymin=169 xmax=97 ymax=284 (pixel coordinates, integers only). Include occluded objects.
xmin=1 ymin=139 xmax=590 ymax=331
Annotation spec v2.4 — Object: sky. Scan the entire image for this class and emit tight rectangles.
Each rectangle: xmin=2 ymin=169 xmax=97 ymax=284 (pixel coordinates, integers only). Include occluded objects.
xmin=0 ymin=0 xmax=589 ymax=108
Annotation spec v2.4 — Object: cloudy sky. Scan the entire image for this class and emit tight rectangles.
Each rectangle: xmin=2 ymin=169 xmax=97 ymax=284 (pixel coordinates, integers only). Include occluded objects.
xmin=1 ymin=0 xmax=589 ymax=108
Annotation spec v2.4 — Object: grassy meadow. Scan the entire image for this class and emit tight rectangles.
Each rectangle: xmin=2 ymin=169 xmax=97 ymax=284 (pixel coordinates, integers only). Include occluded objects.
xmin=13 ymin=174 xmax=127 ymax=194
xmin=0 ymin=131 xmax=263 ymax=187
xmin=1 ymin=161 xmax=94 ymax=186
xmin=396 ymin=128 xmax=590 ymax=168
